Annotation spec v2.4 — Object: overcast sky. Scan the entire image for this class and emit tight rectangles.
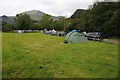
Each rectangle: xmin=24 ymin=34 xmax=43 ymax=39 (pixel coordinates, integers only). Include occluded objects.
xmin=0 ymin=0 xmax=98 ymax=17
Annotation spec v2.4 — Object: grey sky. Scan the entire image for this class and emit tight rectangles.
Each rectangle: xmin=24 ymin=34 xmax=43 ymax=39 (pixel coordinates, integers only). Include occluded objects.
xmin=0 ymin=0 xmax=96 ymax=17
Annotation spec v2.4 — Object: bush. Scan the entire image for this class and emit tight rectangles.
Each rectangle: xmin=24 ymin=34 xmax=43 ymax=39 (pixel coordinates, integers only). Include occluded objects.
xmin=2 ymin=24 xmax=13 ymax=32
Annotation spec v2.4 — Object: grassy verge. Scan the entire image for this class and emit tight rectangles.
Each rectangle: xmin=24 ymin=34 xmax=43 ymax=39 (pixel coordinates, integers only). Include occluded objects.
xmin=0 ymin=31 xmax=2 ymax=79
xmin=2 ymin=33 xmax=118 ymax=78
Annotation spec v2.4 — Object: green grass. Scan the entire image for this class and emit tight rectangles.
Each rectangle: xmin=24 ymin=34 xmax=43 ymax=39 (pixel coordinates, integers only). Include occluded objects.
xmin=2 ymin=33 xmax=118 ymax=78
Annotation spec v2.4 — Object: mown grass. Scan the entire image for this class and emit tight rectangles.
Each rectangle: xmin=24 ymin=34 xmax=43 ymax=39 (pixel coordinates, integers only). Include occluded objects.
xmin=2 ymin=33 xmax=118 ymax=78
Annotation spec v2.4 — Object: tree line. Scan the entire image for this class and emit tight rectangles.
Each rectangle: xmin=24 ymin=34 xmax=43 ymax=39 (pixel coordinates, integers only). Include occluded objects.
xmin=2 ymin=14 xmax=67 ymax=32
xmin=2 ymin=2 xmax=119 ymax=37
xmin=67 ymin=2 xmax=120 ymax=37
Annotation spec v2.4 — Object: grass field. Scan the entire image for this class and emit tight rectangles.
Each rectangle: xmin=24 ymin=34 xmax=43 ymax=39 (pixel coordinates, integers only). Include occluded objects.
xmin=2 ymin=32 xmax=118 ymax=78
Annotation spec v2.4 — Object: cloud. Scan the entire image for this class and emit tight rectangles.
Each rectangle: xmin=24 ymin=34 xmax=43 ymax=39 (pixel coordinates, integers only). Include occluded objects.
xmin=42 ymin=2 xmax=93 ymax=17
xmin=0 ymin=0 xmax=94 ymax=17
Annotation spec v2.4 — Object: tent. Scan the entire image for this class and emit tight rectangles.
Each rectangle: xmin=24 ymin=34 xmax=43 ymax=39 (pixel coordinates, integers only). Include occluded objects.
xmin=64 ymin=31 xmax=88 ymax=43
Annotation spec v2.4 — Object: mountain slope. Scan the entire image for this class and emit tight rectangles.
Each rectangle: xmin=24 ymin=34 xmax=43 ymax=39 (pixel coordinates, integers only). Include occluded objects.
xmin=1 ymin=10 xmax=62 ymax=25
xmin=21 ymin=10 xmax=61 ymax=21
xmin=0 ymin=15 xmax=14 ymax=25
xmin=70 ymin=9 xmax=85 ymax=19
xmin=22 ymin=10 xmax=45 ymax=21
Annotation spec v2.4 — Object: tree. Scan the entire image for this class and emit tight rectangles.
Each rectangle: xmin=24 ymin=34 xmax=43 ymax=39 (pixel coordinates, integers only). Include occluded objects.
xmin=2 ymin=24 xmax=12 ymax=32
xmin=14 ymin=14 xmax=33 ymax=30
xmin=39 ymin=14 xmax=53 ymax=30
xmin=53 ymin=17 xmax=66 ymax=30
xmin=103 ymin=9 xmax=120 ymax=36
xmin=39 ymin=14 xmax=68 ymax=30
xmin=69 ymin=2 xmax=119 ymax=37
xmin=66 ymin=21 xmax=79 ymax=32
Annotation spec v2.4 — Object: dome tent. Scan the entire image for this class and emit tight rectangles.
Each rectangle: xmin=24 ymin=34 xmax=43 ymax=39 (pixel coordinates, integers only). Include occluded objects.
xmin=64 ymin=30 xmax=88 ymax=43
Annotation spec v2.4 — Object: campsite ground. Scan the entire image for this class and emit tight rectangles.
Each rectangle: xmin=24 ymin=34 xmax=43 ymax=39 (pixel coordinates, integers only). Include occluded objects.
xmin=2 ymin=32 xmax=118 ymax=78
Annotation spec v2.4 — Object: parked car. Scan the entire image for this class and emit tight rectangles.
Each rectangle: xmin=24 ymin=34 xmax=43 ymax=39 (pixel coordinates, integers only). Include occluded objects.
xmin=85 ymin=32 xmax=111 ymax=41
xmin=58 ymin=31 xmax=66 ymax=36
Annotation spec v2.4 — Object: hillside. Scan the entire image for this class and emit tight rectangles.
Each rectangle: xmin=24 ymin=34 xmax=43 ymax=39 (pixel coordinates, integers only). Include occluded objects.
xmin=22 ymin=10 xmax=62 ymax=21
xmin=68 ymin=2 xmax=119 ymax=37
xmin=0 ymin=15 xmax=14 ymax=25
xmin=1 ymin=10 xmax=62 ymax=25
xmin=22 ymin=10 xmax=45 ymax=21
xmin=70 ymin=9 xmax=85 ymax=19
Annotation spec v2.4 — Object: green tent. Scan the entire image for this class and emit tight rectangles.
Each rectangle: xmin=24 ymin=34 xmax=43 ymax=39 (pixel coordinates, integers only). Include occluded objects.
xmin=64 ymin=32 xmax=88 ymax=43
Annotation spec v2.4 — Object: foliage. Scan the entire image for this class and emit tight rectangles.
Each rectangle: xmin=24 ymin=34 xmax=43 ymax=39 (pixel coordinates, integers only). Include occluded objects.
xmin=14 ymin=14 xmax=33 ymax=30
xmin=102 ymin=9 xmax=120 ymax=36
xmin=69 ymin=2 xmax=120 ymax=37
xmin=53 ymin=17 xmax=66 ymax=30
xmin=39 ymin=14 xmax=67 ymax=30
xmin=2 ymin=24 xmax=13 ymax=32
xmin=66 ymin=21 xmax=79 ymax=32
xmin=39 ymin=14 xmax=53 ymax=30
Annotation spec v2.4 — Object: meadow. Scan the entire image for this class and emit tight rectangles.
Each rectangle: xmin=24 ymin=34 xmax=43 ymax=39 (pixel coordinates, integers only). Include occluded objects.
xmin=2 ymin=32 xmax=118 ymax=78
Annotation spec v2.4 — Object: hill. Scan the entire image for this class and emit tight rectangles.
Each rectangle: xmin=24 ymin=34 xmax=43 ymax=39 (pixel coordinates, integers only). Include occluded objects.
xmin=68 ymin=2 xmax=119 ymax=37
xmin=1 ymin=10 xmax=62 ymax=25
xmin=21 ymin=10 xmax=62 ymax=21
xmin=21 ymin=10 xmax=45 ymax=21
xmin=70 ymin=9 xmax=85 ymax=19
xmin=0 ymin=15 xmax=14 ymax=25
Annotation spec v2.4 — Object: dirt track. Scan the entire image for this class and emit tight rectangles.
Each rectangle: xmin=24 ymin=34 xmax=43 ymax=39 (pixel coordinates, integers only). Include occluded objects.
xmin=103 ymin=39 xmax=119 ymax=45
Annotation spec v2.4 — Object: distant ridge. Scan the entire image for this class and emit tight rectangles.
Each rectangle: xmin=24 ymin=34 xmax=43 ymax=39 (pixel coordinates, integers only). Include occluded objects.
xmin=0 ymin=15 xmax=14 ymax=25
xmin=21 ymin=10 xmax=62 ymax=21
xmin=0 ymin=10 xmax=63 ymax=24
xmin=22 ymin=10 xmax=45 ymax=21
xmin=1 ymin=9 xmax=86 ymax=24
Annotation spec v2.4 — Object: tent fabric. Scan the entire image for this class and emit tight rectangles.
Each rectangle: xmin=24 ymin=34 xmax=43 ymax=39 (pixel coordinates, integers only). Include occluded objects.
xmin=64 ymin=32 xmax=88 ymax=43
xmin=72 ymin=30 xmax=77 ymax=32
